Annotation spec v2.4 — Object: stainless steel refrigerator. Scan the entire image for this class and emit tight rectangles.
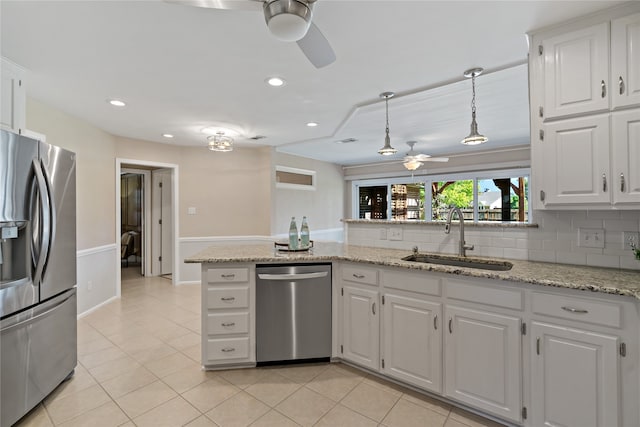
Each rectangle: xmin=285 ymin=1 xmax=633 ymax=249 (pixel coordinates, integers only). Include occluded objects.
xmin=0 ymin=129 xmax=77 ymax=427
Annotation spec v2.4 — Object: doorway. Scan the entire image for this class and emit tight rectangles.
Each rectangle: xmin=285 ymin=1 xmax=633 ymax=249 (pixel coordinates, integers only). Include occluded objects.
xmin=115 ymin=159 xmax=179 ymax=296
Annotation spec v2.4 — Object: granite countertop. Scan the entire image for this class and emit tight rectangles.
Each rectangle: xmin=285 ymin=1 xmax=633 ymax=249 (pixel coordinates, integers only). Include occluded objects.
xmin=185 ymin=242 xmax=640 ymax=300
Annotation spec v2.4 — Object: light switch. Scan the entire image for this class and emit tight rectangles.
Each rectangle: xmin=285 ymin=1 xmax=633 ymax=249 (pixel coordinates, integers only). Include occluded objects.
xmin=578 ymin=228 xmax=605 ymax=248
xmin=187 ymin=207 xmax=197 ymax=215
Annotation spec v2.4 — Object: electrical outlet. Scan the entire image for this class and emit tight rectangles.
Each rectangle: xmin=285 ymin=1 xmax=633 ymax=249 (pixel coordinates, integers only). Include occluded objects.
xmin=389 ymin=228 xmax=403 ymax=241
xmin=379 ymin=228 xmax=387 ymax=240
xmin=578 ymin=228 xmax=605 ymax=248
xmin=622 ymin=232 xmax=639 ymax=250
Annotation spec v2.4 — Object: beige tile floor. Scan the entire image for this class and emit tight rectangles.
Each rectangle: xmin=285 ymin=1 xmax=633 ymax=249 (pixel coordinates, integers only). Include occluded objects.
xmin=14 ymin=268 xmax=505 ymax=427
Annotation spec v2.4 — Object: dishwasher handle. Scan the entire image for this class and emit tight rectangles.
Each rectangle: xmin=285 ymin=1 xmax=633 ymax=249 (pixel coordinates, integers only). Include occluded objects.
xmin=257 ymin=271 xmax=328 ymax=281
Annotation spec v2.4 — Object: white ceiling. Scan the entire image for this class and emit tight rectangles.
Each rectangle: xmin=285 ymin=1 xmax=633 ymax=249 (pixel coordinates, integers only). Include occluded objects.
xmin=0 ymin=0 xmax=625 ymax=165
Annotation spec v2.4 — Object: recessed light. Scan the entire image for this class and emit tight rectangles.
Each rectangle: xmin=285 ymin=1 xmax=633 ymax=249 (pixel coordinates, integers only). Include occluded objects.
xmin=306 ymin=122 xmax=318 ymax=127
xmin=162 ymin=133 xmax=174 ymax=138
xmin=266 ymin=77 xmax=285 ymax=87
xmin=108 ymin=99 xmax=126 ymax=107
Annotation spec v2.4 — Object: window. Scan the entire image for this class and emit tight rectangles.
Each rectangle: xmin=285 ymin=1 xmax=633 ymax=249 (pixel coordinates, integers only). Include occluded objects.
xmin=352 ymin=169 xmax=530 ymax=223
xmin=276 ymin=166 xmax=316 ymax=190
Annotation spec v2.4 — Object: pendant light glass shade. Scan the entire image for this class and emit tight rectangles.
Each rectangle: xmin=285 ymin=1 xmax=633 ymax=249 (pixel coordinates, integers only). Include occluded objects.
xmin=378 ymin=92 xmax=397 ymax=156
xmin=403 ymin=158 xmax=423 ymax=171
xmin=461 ymin=68 xmax=488 ymax=146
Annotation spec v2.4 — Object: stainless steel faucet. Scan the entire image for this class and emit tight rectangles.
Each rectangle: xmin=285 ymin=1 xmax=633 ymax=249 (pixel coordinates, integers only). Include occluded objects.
xmin=444 ymin=207 xmax=474 ymax=257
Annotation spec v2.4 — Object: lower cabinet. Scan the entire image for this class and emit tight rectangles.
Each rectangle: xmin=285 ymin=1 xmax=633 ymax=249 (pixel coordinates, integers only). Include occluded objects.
xmin=444 ymin=305 xmax=523 ymax=423
xmin=530 ymin=321 xmax=620 ymax=427
xmin=382 ymin=293 xmax=442 ymax=393
xmin=342 ymin=285 xmax=379 ymax=370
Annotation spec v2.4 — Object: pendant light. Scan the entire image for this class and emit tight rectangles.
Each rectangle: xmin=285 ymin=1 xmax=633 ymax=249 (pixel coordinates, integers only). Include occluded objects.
xmin=378 ymin=91 xmax=397 ymax=156
xmin=461 ymin=67 xmax=488 ymax=145
xmin=207 ymin=132 xmax=234 ymax=152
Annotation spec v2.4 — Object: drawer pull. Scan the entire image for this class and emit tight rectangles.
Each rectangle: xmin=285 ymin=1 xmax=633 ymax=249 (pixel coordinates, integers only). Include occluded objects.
xmin=221 ymin=322 xmax=235 ymax=327
xmin=372 ymin=302 xmax=376 ymax=315
xmin=221 ymin=274 xmax=236 ymax=279
xmin=221 ymin=347 xmax=235 ymax=353
xmin=220 ymin=297 xmax=236 ymax=302
xmin=561 ymin=306 xmax=588 ymax=314
xmin=353 ymin=273 xmax=365 ymax=279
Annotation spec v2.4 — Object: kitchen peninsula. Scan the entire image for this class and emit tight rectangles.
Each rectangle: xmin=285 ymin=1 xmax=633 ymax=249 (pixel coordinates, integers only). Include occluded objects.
xmin=186 ymin=242 xmax=640 ymax=427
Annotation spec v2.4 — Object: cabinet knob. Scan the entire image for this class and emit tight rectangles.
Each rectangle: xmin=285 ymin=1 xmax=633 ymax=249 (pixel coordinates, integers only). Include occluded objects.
xmin=619 ymin=76 xmax=625 ymax=95
xmin=601 ymin=80 xmax=606 ymax=98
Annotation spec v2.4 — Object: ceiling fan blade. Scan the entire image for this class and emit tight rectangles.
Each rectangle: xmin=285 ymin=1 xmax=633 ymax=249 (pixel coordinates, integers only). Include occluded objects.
xmin=164 ymin=0 xmax=262 ymax=11
xmin=296 ymin=22 xmax=336 ymax=68
xmin=423 ymin=157 xmax=449 ymax=162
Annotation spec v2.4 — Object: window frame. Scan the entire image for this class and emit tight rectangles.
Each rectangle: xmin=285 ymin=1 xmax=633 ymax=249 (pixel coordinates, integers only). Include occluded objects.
xmin=351 ymin=168 xmax=531 ymax=223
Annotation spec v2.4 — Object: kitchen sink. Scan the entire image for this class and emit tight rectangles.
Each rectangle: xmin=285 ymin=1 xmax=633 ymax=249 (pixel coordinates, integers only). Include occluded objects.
xmin=402 ymin=254 xmax=513 ymax=271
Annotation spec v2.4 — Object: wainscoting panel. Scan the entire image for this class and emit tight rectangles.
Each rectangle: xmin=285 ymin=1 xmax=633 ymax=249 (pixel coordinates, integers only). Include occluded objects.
xmin=77 ymin=244 xmax=118 ymax=316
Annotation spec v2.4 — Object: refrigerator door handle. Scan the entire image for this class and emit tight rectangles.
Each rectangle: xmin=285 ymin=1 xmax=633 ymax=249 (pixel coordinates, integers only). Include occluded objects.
xmin=0 ymin=292 xmax=74 ymax=334
xmin=31 ymin=159 xmax=51 ymax=286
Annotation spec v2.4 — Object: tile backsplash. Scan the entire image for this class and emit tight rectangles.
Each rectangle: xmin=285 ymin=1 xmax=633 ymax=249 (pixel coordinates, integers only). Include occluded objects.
xmin=345 ymin=210 xmax=640 ymax=271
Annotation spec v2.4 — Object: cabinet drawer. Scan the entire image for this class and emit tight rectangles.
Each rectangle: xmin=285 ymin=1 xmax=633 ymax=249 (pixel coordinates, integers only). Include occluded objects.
xmin=207 ymin=268 xmax=249 ymax=284
xmin=342 ymin=266 xmax=378 ymax=286
xmin=532 ymin=292 xmax=622 ymax=328
xmin=381 ymin=270 xmax=441 ymax=296
xmin=207 ymin=287 xmax=249 ymax=309
xmin=446 ymin=279 xmax=523 ymax=311
xmin=206 ymin=337 xmax=250 ymax=361
xmin=207 ymin=312 xmax=249 ymax=335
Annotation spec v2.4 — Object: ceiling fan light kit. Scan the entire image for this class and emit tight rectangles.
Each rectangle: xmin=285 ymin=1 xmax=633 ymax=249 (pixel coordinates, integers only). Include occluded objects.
xmin=378 ymin=91 xmax=397 ymax=156
xmin=264 ymin=0 xmax=313 ymax=42
xmin=461 ymin=67 xmax=488 ymax=146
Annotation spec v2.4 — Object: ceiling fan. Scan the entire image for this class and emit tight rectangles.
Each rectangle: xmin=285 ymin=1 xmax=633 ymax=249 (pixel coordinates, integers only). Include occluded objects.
xmin=403 ymin=141 xmax=449 ymax=171
xmin=165 ymin=0 xmax=336 ymax=68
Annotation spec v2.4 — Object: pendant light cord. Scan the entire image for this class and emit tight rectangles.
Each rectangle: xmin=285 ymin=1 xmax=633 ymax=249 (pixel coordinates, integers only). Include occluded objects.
xmin=385 ymin=96 xmax=390 ymax=134
xmin=471 ymin=75 xmax=477 ymax=119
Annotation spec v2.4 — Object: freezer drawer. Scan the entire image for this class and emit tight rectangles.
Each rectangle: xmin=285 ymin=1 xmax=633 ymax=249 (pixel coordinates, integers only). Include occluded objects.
xmin=1 ymin=288 xmax=77 ymax=427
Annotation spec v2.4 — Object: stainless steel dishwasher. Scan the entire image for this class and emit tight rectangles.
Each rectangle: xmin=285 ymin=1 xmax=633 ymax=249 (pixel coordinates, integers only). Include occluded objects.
xmin=256 ymin=263 xmax=331 ymax=365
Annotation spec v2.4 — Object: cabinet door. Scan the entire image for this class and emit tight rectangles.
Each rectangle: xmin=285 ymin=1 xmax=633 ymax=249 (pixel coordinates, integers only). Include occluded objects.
xmin=542 ymin=22 xmax=609 ymax=119
xmin=540 ymin=115 xmax=610 ymax=205
xmin=612 ymin=109 xmax=640 ymax=204
xmin=531 ymin=322 xmax=619 ymax=427
xmin=342 ymin=285 xmax=379 ymax=370
xmin=0 ymin=59 xmax=26 ymax=133
xmin=444 ymin=305 xmax=522 ymax=423
xmin=612 ymin=13 xmax=640 ymax=109
xmin=382 ymin=294 xmax=441 ymax=393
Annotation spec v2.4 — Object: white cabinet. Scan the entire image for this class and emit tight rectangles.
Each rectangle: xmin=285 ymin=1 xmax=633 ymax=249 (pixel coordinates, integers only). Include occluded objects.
xmin=612 ymin=13 xmax=640 ymax=109
xmin=201 ymin=265 xmax=254 ymax=367
xmin=530 ymin=4 xmax=640 ymax=209
xmin=342 ymin=284 xmax=379 ymax=370
xmin=444 ymin=305 xmax=522 ymax=423
xmin=531 ymin=322 xmax=620 ymax=427
xmin=539 ymin=115 xmax=610 ymax=205
xmin=542 ymin=22 xmax=609 ymax=120
xmin=382 ymin=293 xmax=442 ymax=393
xmin=1 ymin=58 xmax=26 ymax=133
xmin=340 ymin=263 xmax=380 ymax=371
xmin=611 ymin=109 xmax=640 ymax=204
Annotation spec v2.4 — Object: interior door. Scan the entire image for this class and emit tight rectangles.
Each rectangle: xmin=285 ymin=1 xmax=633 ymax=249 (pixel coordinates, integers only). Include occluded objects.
xmin=151 ymin=169 xmax=172 ymax=276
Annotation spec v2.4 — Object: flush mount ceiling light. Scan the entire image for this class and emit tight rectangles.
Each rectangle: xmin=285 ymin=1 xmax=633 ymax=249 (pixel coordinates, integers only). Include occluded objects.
xmin=207 ymin=132 xmax=234 ymax=152
xmin=108 ymin=99 xmax=126 ymax=107
xmin=162 ymin=133 xmax=174 ymax=138
xmin=266 ymin=76 xmax=285 ymax=87
xmin=403 ymin=141 xmax=423 ymax=171
xmin=461 ymin=67 xmax=488 ymax=146
xmin=264 ymin=0 xmax=313 ymax=42
xmin=378 ymin=92 xmax=397 ymax=156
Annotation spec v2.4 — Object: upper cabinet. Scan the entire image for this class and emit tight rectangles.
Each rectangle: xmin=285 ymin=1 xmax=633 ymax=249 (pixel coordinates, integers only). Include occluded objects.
xmin=611 ymin=13 xmax=640 ymax=109
xmin=530 ymin=6 xmax=640 ymax=209
xmin=542 ymin=22 xmax=610 ymax=120
xmin=0 ymin=58 xmax=26 ymax=134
